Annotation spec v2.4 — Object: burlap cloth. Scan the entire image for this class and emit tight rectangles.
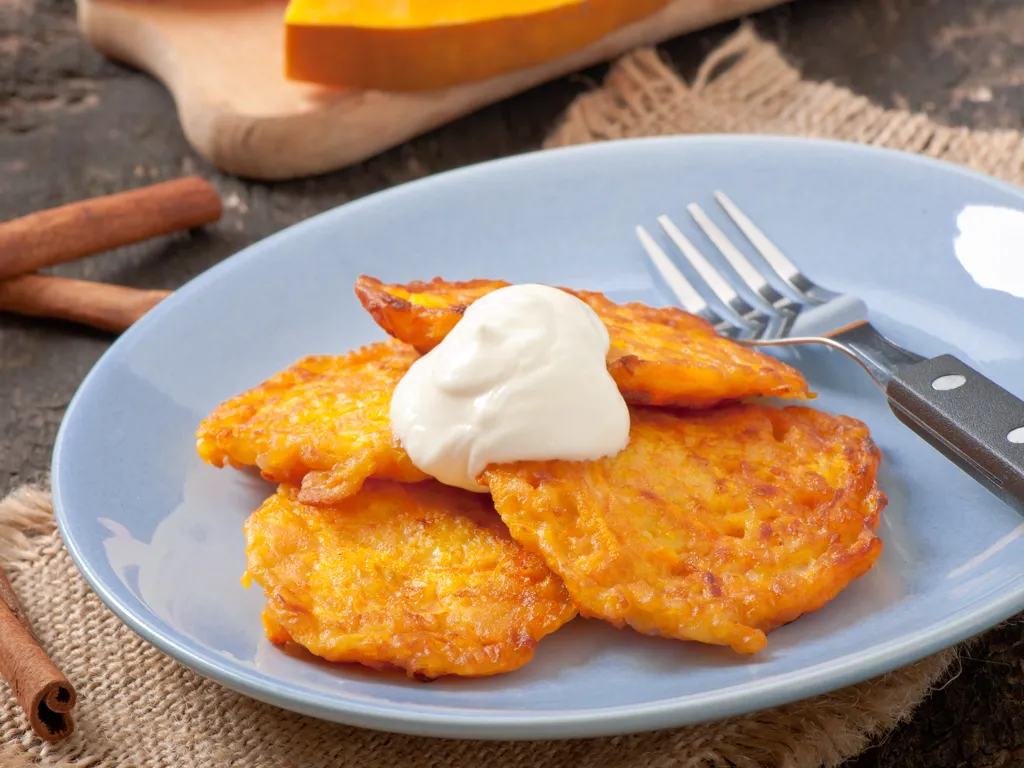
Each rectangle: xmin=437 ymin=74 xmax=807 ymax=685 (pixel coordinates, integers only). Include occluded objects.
xmin=6 ymin=25 xmax=1024 ymax=768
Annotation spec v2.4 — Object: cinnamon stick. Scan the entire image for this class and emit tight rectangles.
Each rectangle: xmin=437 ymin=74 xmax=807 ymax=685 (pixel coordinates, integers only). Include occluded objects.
xmin=0 ymin=274 xmax=172 ymax=333
xmin=0 ymin=568 xmax=76 ymax=742
xmin=0 ymin=177 xmax=222 ymax=282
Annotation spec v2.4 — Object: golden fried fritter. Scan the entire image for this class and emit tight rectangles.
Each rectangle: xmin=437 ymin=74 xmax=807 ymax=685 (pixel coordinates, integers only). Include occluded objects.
xmin=354 ymin=275 xmax=810 ymax=408
xmin=244 ymin=481 xmax=578 ymax=679
xmin=482 ymin=405 xmax=885 ymax=654
xmin=196 ymin=339 xmax=427 ymax=506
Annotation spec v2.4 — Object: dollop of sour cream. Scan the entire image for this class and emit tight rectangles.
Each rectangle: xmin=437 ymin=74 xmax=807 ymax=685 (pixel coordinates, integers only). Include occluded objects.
xmin=389 ymin=283 xmax=630 ymax=492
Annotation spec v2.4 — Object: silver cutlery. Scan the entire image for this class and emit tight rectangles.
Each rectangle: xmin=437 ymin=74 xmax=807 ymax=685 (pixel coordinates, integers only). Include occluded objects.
xmin=637 ymin=191 xmax=1024 ymax=514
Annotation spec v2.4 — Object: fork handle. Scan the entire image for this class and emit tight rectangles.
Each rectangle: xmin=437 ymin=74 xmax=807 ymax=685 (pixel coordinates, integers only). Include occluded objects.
xmin=886 ymin=354 xmax=1024 ymax=514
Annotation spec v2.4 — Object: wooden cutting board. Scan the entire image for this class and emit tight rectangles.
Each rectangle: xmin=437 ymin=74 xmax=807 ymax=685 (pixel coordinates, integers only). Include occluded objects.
xmin=77 ymin=0 xmax=788 ymax=180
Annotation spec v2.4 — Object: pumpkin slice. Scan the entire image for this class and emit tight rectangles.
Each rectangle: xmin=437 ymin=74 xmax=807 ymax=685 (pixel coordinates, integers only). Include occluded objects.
xmin=284 ymin=0 xmax=672 ymax=91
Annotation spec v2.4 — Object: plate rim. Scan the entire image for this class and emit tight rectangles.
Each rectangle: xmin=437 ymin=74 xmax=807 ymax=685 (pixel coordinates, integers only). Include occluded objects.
xmin=52 ymin=134 xmax=1024 ymax=740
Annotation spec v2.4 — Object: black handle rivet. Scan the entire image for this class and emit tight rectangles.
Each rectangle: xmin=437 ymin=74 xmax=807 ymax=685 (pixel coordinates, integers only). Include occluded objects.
xmin=932 ymin=374 xmax=967 ymax=391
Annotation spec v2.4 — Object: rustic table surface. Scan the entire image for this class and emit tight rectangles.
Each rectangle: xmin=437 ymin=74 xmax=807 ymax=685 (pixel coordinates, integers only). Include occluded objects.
xmin=2 ymin=1 xmax=1022 ymax=765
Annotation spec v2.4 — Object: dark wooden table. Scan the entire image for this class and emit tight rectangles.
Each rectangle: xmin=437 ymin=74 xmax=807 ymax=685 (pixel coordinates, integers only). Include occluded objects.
xmin=2 ymin=1 xmax=1022 ymax=764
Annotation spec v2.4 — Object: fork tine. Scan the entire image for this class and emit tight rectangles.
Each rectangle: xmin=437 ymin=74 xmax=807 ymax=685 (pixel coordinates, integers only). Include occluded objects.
xmin=713 ymin=191 xmax=834 ymax=304
xmin=657 ymin=215 xmax=742 ymax=311
xmin=686 ymin=203 xmax=785 ymax=307
xmin=656 ymin=215 xmax=770 ymax=334
xmin=635 ymin=225 xmax=720 ymax=324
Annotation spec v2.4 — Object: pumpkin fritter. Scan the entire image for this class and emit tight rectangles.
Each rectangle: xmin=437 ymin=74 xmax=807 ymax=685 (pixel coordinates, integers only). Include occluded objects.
xmin=354 ymin=275 xmax=810 ymax=408
xmin=244 ymin=481 xmax=578 ymax=679
xmin=196 ymin=339 xmax=427 ymax=506
xmin=482 ymin=405 xmax=885 ymax=654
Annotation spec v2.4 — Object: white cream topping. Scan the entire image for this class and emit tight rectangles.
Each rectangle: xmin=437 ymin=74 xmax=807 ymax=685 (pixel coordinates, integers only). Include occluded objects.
xmin=389 ymin=283 xmax=630 ymax=492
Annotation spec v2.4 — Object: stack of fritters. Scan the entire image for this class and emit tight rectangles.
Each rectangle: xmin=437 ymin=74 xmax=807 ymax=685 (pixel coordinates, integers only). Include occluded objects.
xmin=196 ymin=276 xmax=886 ymax=679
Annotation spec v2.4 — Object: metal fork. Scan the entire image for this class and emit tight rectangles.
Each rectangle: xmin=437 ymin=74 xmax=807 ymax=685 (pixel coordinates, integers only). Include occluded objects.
xmin=637 ymin=191 xmax=1024 ymax=515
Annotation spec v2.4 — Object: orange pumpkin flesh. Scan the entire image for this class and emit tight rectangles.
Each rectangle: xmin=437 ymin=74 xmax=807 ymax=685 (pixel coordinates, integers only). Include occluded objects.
xmin=284 ymin=0 xmax=672 ymax=92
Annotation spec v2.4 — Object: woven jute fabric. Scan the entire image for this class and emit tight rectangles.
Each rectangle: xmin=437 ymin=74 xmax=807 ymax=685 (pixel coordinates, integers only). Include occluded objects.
xmin=6 ymin=26 xmax=1021 ymax=768
xmin=546 ymin=25 xmax=1024 ymax=185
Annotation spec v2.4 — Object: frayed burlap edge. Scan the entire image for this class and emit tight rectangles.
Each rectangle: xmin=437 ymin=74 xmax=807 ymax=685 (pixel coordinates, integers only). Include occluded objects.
xmin=545 ymin=25 xmax=1024 ymax=188
xmin=0 ymin=487 xmax=54 ymax=568
xmin=0 ymin=481 xmax=962 ymax=768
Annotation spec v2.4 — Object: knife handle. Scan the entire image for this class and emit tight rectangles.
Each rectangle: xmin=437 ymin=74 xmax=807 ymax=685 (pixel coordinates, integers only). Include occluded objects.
xmin=886 ymin=354 xmax=1024 ymax=514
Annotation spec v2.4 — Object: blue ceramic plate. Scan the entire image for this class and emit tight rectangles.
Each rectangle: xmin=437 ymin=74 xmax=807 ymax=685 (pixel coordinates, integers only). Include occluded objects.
xmin=52 ymin=136 xmax=1024 ymax=740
